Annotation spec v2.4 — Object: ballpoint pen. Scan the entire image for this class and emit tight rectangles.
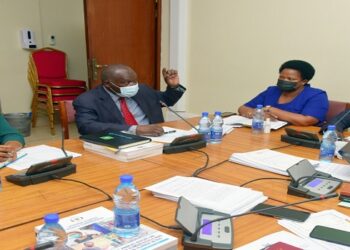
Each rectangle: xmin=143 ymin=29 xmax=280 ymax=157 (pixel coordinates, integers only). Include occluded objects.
xmin=164 ymin=130 xmax=177 ymax=134
xmin=1 ymin=153 xmax=28 ymax=168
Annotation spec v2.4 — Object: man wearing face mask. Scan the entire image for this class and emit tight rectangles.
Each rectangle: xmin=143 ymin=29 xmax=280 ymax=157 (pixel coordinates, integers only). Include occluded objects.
xmin=73 ymin=64 xmax=186 ymax=136
xmin=238 ymin=60 xmax=328 ymax=126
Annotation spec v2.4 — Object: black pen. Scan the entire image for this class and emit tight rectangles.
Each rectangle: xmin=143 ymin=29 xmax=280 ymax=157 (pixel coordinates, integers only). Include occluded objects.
xmin=164 ymin=130 xmax=176 ymax=134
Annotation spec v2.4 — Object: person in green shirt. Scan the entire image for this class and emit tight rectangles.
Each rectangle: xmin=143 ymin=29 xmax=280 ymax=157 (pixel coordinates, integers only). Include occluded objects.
xmin=0 ymin=114 xmax=25 ymax=163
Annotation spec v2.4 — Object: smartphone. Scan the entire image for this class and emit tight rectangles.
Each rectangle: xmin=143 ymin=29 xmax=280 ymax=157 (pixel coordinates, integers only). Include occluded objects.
xmin=310 ymin=225 xmax=350 ymax=246
xmin=251 ymin=203 xmax=310 ymax=222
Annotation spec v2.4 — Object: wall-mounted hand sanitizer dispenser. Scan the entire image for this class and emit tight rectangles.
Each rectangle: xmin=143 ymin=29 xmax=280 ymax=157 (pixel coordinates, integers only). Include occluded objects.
xmin=20 ymin=29 xmax=37 ymax=49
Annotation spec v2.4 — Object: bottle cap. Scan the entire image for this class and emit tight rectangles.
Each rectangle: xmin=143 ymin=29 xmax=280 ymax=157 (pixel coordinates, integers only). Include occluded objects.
xmin=201 ymin=112 xmax=209 ymax=117
xmin=257 ymin=104 xmax=263 ymax=109
xmin=44 ymin=213 xmax=59 ymax=224
xmin=327 ymin=125 xmax=336 ymax=131
xmin=120 ymin=174 xmax=133 ymax=183
xmin=214 ymin=111 xmax=221 ymax=116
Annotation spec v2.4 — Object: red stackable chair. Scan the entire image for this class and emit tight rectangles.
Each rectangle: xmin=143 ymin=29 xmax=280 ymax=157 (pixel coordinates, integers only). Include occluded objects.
xmin=28 ymin=47 xmax=86 ymax=135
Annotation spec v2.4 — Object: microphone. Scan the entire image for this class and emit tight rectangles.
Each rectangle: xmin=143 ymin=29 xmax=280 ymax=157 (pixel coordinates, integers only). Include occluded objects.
xmin=5 ymin=127 xmax=77 ymax=186
xmin=61 ymin=127 xmax=68 ymax=157
xmin=189 ymin=192 xmax=338 ymax=242
xmin=159 ymin=100 xmax=199 ymax=132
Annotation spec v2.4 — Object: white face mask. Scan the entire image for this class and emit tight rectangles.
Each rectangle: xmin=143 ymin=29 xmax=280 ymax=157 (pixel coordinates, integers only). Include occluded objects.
xmin=108 ymin=83 xmax=139 ymax=98
xmin=119 ymin=83 xmax=139 ymax=98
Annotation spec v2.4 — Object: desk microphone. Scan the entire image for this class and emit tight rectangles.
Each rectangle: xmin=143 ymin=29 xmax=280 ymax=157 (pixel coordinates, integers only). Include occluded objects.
xmin=6 ymin=127 xmax=77 ymax=186
xmin=189 ymin=192 xmax=338 ymax=242
xmin=159 ymin=100 xmax=206 ymax=153
xmin=159 ymin=100 xmax=199 ymax=132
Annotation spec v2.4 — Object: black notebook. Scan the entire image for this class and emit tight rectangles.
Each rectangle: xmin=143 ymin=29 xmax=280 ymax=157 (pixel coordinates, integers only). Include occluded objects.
xmin=80 ymin=132 xmax=151 ymax=149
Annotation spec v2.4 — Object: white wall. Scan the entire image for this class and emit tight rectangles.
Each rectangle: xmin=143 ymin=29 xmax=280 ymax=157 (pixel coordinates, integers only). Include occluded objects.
xmin=169 ymin=0 xmax=350 ymax=114
xmin=0 ymin=0 xmax=42 ymax=113
xmin=0 ymin=0 xmax=87 ymax=113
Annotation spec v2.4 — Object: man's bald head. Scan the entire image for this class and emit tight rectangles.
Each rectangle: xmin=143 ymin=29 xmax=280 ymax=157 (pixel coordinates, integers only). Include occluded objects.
xmin=101 ymin=64 xmax=137 ymax=85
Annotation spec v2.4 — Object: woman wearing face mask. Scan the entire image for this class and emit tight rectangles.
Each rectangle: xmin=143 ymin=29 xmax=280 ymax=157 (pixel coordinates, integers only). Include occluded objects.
xmin=238 ymin=60 xmax=328 ymax=126
xmin=73 ymin=64 xmax=186 ymax=136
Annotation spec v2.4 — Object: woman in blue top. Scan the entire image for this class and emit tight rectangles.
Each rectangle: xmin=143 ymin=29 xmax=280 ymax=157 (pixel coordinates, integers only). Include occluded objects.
xmin=0 ymin=114 xmax=25 ymax=163
xmin=238 ymin=60 xmax=328 ymax=126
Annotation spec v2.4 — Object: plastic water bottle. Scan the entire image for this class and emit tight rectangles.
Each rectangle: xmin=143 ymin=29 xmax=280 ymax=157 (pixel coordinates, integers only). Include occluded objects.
xmin=319 ymin=125 xmax=338 ymax=163
xmin=114 ymin=174 xmax=140 ymax=238
xmin=198 ymin=112 xmax=211 ymax=142
xmin=210 ymin=111 xmax=223 ymax=144
xmin=36 ymin=213 xmax=68 ymax=250
xmin=252 ymin=104 xmax=264 ymax=134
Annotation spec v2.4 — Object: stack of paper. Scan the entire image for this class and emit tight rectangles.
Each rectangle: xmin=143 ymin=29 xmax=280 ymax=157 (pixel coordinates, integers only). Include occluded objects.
xmin=83 ymin=141 xmax=163 ymax=162
xmin=223 ymin=115 xmax=288 ymax=130
xmin=279 ymin=210 xmax=350 ymax=250
xmin=35 ymin=206 xmax=177 ymax=250
xmin=148 ymin=126 xmax=234 ymax=144
xmin=230 ymin=149 xmax=350 ymax=181
xmin=145 ymin=176 xmax=267 ymax=215
xmin=230 ymin=149 xmax=306 ymax=175
xmin=4 ymin=145 xmax=81 ymax=171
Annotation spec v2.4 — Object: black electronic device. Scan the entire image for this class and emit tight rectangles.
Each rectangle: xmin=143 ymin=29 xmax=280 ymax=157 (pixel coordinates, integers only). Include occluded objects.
xmin=6 ymin=129 xmax=76 ymax=186
xmin=287 ymin=159 xmax=342 ymax=198
xmin=251 ymin=203 xmax=310 ymax=222
xmin=310 ymin=225 xmax=350 ymax=247
xmin=163 ymin=134 xmax=206 ymax=154
xmin=281 ymin=128 xmax=321 ymax=148
xmin=175 ymin=197 xmax=233 ymax=250
xmin=160 ymin=100 xmax=206 ymax=154
xmin=339 ymin=142 xmax=350 ymax=164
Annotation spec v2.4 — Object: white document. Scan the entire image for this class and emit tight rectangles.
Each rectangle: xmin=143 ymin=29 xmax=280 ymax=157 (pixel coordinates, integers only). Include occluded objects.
xmin=147 ymin=126 xmax=196 ymax=143
xmin=279 ymin=209 xmax=350 ymax=250
xmin=7 ymin=145 xmax=81 ymax=171
xmin=223 ymin=115 xmax=287 ymax=130
xmin=145 ymin=176 xmax=267 ymax=215
xmin=35 ymin=206 xmax=178 ymax=250
xmin=230 ymin=149 xmax=350 ymax=180
xmin=230 ymin=149 xmax=310 ymax=175
xmin=235 ymin=230 xmax=320 ymax=250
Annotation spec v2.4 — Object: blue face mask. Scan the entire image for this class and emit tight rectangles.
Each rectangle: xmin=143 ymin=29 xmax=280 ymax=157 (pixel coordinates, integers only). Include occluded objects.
xmin=108 ymin=83 xmax=139 ymax=98
xmin=118 ymin=83 xmax=139 ymax=98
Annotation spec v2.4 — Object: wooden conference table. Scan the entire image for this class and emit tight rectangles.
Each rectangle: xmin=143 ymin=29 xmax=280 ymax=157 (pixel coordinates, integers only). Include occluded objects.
xmin=0 ymin=118 xmax=349 ymax=249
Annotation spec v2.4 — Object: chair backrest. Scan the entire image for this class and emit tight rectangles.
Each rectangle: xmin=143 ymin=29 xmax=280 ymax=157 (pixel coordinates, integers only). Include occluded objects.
xmin=31 ymin=47 xmax=67 ymax=79
xmin=59 ymin=100 xmax=75 ymax=139
xmin=326 ymin=100 xmax=350 ymax=122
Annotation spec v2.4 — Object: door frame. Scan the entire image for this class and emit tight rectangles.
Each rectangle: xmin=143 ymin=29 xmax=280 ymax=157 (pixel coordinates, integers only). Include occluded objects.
xmin=83 ymin=0 xmax=162 ymax=90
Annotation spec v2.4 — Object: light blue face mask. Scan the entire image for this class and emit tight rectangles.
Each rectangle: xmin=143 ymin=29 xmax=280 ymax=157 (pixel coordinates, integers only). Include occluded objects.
xmin=118 ymin=83 xmax=139 ymax=98
xmin=108 ymin=83 xmax=139 ymax=98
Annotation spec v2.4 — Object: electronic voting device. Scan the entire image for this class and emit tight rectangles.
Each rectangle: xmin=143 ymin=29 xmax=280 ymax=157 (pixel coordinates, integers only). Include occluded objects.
xmin=175 ymin=197 xmax=233 ymax=250
xmin=287 ymin=159 xmax=342 ymax=198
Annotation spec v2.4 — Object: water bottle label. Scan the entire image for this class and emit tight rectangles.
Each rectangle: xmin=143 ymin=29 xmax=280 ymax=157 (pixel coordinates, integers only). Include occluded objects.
xmin=115 ymin=211 xmax=140 ymax=229
xmin=211 ymin=130 xmax=223 ymax=140
xmin=199 ymin=130 xmax=210 ymax=142
xmin=252 ymin=121 xmax=263 ymax=130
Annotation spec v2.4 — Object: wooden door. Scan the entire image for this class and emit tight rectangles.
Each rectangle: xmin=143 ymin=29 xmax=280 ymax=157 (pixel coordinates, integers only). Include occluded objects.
xmin=84 ymin=0 xmax=161 ymax=89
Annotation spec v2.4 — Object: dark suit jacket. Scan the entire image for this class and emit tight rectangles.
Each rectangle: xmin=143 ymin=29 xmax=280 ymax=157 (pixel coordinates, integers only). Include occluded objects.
xmin=73 ymin=84 xmax=185 ymax=135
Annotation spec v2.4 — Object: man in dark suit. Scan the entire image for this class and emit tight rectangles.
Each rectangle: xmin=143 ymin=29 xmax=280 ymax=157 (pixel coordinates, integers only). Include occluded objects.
xmin=73 ymin=64 xmax=186 ymax=136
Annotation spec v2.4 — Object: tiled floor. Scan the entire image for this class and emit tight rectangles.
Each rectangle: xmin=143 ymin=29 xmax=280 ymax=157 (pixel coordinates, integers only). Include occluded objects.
xmin=25 ymin=115 xmax=80 ymax=146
